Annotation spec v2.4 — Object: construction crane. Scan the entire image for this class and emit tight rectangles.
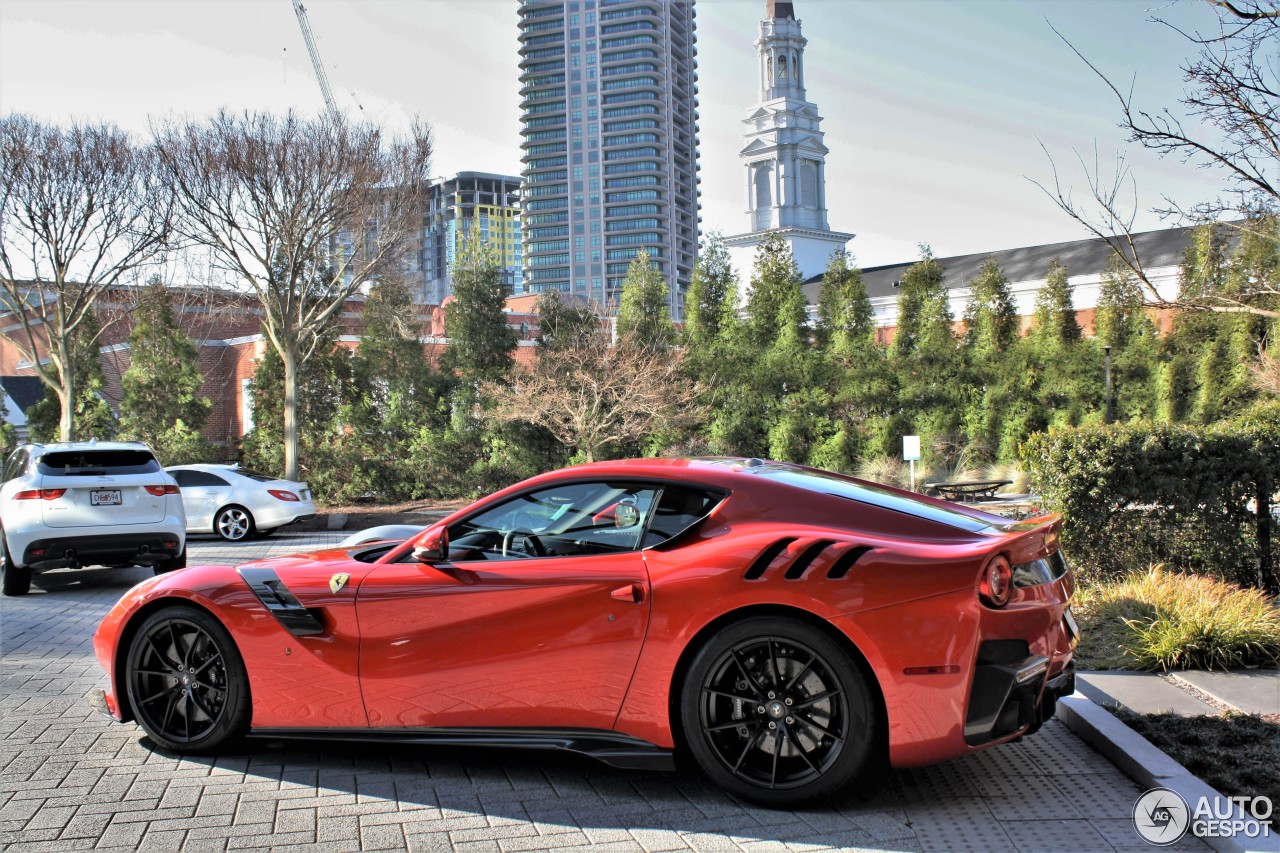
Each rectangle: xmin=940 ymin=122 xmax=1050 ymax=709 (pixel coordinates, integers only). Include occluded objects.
xmin=291 ymin=0 xmax=339 ymax=116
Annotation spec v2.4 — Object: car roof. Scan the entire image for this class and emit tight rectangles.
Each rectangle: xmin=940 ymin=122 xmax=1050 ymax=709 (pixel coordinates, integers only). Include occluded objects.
xmin=535 ymin=457 xmax=1007 ymax=534
xmin=25 ymin=440 xmax=155 ymax=454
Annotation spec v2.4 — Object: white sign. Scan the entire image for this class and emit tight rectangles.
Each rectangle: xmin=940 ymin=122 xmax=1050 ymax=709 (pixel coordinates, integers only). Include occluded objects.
xmin=902 ymin=435 xmax=921 ymax=461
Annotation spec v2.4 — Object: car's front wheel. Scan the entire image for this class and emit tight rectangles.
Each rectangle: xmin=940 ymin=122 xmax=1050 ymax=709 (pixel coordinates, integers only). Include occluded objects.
xmin=680 ymin=616 xmax=878 ymax=807
xmin=125 ymin=605 xmax=250 ymax=752
xmin=1 ymin=529 xmax=31 ymax=596
xmin=213 ymin=506 xmax=255 ymax=542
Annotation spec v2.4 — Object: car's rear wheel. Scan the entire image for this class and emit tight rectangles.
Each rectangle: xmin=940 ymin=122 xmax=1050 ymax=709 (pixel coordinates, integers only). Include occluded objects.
xmin=680 ymin=616 xmax=878 ymax=807
xmin=125 ymin=605 xmax=249 ymax=752
xmin=214 ymin=506 xmax=255 ymax=542
xmin=1 ymin=530 xmax=31 ymax=596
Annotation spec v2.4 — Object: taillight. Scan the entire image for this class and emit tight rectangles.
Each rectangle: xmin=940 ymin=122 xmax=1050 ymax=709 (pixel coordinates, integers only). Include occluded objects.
xmin=979 ymin=555 xmax=1013 ymax=607
xmin=268 ymin=489 xmax=300 ymax=502
xmin=14 ymin=489 xmax=66 ymax=501
xmin=144 ymin=484 xmax=181 ymax=496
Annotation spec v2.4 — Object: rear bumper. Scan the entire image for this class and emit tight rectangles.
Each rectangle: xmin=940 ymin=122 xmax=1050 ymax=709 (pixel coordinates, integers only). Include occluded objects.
xmin=22 ymin=530 xmax=185 ymax=570
xmin=965 ymin=653 xmax=1075 ymax=745
xmin=254 ymin=504 xmax=318 ymax=531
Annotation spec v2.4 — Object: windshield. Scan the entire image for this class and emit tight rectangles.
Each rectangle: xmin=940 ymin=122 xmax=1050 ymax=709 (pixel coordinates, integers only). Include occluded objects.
xmin=38 ymin=450 xmax=161 ymax=476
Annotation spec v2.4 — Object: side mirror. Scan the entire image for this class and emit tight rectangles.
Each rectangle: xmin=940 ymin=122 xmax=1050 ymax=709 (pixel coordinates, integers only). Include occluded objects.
xmin=412 ymin=526 xmax=449 ymax=563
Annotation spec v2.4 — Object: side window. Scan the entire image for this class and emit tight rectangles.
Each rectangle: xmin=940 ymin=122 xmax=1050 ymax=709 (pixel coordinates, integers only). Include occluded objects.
xmin=171 ymin=470 xmax=195 ymax=487
xmin=2 ymin=449 xmax=26 ymax=483
xmin=447 ymin=481 xmax=659 ymax=561
xmin=173 ymin=470 xmax=228 ymax=487
xmin=641 ymin=485 xmax=727 ymax=548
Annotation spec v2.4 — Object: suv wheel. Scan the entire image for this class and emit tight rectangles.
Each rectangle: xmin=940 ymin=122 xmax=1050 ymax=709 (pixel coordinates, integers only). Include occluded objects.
xmin=214 ymin=506 xmax=255 ymax=542
xmin=154 ymin=548 xmax=187 ymax=575
xmin=1 ymin=531 xmax=31 ymax=596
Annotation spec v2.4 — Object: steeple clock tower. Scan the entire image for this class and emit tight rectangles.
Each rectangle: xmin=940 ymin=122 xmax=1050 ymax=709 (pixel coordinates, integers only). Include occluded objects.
xmin=725 ymin=1 xmax=852 ymax=281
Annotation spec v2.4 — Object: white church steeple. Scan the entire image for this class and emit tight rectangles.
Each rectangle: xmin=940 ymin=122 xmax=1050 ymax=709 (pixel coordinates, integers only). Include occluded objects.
xmin=725 ymin=1 xmax=852 ymax=281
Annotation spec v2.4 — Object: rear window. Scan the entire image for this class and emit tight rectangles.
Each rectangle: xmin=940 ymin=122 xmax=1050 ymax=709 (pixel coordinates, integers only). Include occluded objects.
xmin=37 ymin=450 xmax=161 ymax=476
xmin=754 ymin=466 xmax=998 ymax=534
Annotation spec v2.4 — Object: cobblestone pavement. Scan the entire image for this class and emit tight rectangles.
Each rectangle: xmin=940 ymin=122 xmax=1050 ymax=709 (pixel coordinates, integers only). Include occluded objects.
xmin=0 ymin=531 xmax=1202 ymax=853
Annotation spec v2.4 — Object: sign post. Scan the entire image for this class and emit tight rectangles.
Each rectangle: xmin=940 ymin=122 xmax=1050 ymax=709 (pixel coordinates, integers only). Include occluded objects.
xmin=903 ymin=435 xmax=921 ymax=492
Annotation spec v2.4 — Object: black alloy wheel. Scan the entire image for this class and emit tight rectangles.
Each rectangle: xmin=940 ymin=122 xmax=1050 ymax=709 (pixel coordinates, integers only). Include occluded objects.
xmin=681 ymin=617 xmax=877 ymax=806
xmin=1 ymin=530 xmax=31 ymax=596
xmin=125 ymin=606 xmax=249 ymax=752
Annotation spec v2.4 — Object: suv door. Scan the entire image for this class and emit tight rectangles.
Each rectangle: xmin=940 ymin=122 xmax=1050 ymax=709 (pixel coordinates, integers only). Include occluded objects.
xmin=36 ymin=449 xmax=169 ymax=528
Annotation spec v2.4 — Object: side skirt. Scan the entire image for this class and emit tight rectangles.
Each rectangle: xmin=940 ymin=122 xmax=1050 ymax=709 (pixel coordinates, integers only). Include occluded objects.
xmin=247 ymin=727 xmax=676 ymax=771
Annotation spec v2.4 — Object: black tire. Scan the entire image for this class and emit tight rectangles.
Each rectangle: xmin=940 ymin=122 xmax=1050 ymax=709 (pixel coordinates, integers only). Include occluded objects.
xmin=125 ymin=605 xmax=250 ymax=752
xmin=680 ymin=616 xmax=878 ymax=807
xmin=1 ymin=530 xmax=31 ymax=596
xmin=153 ymin=549 xmax=187 ymax=575
xmin=213 ymin=506 xmax=255 ymax=542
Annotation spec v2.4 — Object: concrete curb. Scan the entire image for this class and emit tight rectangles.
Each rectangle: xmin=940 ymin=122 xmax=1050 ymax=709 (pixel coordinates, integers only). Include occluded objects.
xmin=1059 ymin=695 xmax=1280 ymax=853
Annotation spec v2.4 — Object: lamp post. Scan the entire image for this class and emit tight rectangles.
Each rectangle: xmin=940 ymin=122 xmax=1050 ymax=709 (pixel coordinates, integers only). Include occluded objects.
xmin=1103 ymin=345 xmax=1113 ymax=424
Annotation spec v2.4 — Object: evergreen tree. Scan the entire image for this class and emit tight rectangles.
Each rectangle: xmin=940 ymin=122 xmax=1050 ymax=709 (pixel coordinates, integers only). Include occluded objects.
xmin=1010 ymin=258 xmax=1093 ymax=452
xmin=117 ymin=280 xmax=211 ymax=463
xmin=683 ymin=233 xmax=739 ymax=368
xmin=615 ymin=249 xmax=675 ymax=348
xmin=891 ymin=247 xmax=964 ymax=458
xmin=343 ymin=275 xmax=451 ymax=500
xmin=443 ymin=237 xmax=517 ymax=385
xmin=961 ymin=258 xmax=1018 ymax=459
xmin=536 ymin=290 xmax=600 ymax=354
xmin=811 ymin=249 xmax=893 ymax=470
xmin=705 ymin=233 xmax=815 ymax=460
xmin=1096 ymin=254 xmax=1160 ymax=420
xmin=745 ymin=232 xmax=807 ymax=350
xmin=26 ymin=310 xmax=115 ymax=442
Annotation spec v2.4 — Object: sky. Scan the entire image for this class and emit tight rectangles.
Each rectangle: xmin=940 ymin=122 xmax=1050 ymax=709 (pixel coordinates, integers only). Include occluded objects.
xmin=0 ymin=0 xmax=1230 ymax=270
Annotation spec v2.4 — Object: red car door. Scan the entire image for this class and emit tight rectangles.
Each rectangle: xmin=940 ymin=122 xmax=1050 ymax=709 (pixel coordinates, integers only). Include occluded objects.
xmin=355 ymin=551 xmax=650 ymax=730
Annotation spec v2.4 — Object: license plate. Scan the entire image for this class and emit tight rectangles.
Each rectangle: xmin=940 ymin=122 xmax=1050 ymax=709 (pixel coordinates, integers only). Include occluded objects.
xmin=91 ymin=490 xmax=122 ymax=506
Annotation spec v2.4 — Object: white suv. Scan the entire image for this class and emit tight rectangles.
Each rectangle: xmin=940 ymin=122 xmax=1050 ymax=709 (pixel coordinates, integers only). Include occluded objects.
xmin=0 ymin=441 xmax=187 ymax=596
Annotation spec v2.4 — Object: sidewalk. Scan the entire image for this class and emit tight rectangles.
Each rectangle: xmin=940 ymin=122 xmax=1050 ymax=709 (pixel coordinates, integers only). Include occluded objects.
xmin=1076 ymin=668 xmax=1280 ymax=717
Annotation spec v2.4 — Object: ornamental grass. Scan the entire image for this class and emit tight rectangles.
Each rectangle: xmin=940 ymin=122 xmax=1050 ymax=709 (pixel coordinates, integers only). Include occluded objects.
xmin=1073 ymin=565 xmax=1280 ymax=671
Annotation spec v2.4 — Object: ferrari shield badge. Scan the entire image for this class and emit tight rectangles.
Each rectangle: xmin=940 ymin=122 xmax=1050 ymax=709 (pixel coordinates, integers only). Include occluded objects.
xmin=329 ymin=573 xmax=350 ymax=594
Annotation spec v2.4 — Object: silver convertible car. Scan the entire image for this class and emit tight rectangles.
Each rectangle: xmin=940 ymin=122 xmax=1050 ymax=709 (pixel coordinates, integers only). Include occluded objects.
xmin=165 ymin=464 xmax=316 ymax=541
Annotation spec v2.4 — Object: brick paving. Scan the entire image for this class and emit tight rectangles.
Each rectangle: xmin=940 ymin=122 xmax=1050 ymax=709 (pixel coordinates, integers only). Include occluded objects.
xmin=0 ymin=531 xmax=1202 ymax=852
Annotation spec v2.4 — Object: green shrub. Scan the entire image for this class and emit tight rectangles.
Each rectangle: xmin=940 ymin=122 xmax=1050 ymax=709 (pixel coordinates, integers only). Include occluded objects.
xmin=1074 ymin=566 xmax=1280 ymax=670
xmin=1023 ymin=421 xmax=1279 ymax=588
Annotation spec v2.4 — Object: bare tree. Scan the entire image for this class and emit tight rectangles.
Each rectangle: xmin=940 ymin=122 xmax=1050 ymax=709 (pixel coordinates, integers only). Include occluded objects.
xmin=1036 ymin=0 xmax=1280 ymax=318
xmin=483 ymin=325 xmax=702 ymax=463
xmin=0 ymin=115 xmax=171 ymax=440
xmin=153 ymin=110 xmax=431 ymax=479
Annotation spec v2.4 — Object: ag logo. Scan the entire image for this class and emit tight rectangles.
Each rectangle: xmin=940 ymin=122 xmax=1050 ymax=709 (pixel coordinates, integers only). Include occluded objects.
xmin=1133 ymin=787 xmax=1190 ymax=845
xmin=329 ymin=573 xmax=350 ymax=594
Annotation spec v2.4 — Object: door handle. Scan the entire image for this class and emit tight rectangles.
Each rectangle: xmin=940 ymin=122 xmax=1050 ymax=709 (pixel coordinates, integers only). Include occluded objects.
xmin=610 ymin=583 xmax=645 ymax=603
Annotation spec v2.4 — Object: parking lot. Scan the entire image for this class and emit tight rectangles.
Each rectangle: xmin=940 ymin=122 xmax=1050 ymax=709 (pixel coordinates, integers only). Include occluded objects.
xmin=0 ymin=530 xmax=1202 ymax=852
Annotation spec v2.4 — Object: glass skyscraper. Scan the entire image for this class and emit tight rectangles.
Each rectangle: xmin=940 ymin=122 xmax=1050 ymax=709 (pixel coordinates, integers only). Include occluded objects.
xmin=517 ymin=0 xmax=699 ymax=319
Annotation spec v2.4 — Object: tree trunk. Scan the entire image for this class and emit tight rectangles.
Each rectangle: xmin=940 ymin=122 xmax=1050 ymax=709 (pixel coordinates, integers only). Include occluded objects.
xmin=282 ymin=342 xmax=300 ymax=482
xmin=1259 ymin=474 xmax=1276 ymax=595
xmin=58 ymin=341 xmax=74 ymax=442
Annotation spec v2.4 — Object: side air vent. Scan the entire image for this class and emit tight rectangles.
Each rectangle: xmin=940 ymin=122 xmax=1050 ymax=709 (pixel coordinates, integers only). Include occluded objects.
xmin=743 ymin=537 xmax=797 ymax=580
xmin=239 ymin=567 xmax=326 ymax=636
xmin=826 ymin=546 xmax=873 ymax=580
xmin=784 ymin=540 xmax=836 ymax=579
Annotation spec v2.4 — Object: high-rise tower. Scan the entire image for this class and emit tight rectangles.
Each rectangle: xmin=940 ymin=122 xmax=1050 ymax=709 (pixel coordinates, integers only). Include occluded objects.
xmin=725 ymin=1 xmax=851 ymax=281
xmin=517 ymin=0 xmax=700 ymax=319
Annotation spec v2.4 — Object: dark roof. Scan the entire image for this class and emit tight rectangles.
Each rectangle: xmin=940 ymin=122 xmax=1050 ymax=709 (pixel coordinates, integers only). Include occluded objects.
xmin=800 ymin=223 xmax=1203 ymax=304
xmin=1 ymin=376 xmax=46 ymax=414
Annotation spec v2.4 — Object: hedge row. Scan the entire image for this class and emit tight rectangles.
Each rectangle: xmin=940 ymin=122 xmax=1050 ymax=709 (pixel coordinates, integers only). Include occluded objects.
xmin=1022 ymin=413 xmax=1279 ymax=591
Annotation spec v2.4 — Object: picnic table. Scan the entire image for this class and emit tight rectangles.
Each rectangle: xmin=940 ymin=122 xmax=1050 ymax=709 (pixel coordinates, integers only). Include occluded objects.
xmin=923 ymin=479 xmax=1013 ymax=503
